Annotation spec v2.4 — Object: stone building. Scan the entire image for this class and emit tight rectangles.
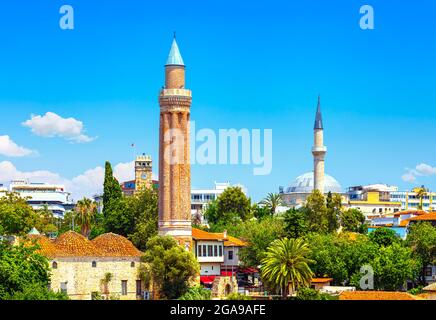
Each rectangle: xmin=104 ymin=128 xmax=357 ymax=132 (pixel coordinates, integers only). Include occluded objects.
xmin=158 ymin=37 xmax=192 ymax=250
xmin=28 ymin=231 xmax=144 ymax=300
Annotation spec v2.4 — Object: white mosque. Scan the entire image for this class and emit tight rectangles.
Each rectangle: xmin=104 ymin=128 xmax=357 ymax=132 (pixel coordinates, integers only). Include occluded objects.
xmin=280 ymin=97 xmax=343 ymax=208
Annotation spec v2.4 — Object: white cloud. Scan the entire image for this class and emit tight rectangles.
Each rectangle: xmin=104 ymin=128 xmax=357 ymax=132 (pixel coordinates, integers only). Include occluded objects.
xmin=0 ymin=135 xmax=34 ymax=157
xmin=401 ymin=163 xmax=436 ymax=184
xmin=401 ymin=172 xmax=416 ymax=183
xmin=0 ymin=161 xmax=62 ymax=183
xmin=22 ymin=112 xmax=96 ymax=143
xmin=0 ymin=161 xmax=157 ymax=201
xmin=415 ymin=163 xmax=436 ymax=176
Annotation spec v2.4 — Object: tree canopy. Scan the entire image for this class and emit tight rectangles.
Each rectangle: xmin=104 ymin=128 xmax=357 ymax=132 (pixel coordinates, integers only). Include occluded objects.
xmin=140 ymin=236 xmax=199 ymax=300
xmin=0 ymin=241 xmax=68 ymax=300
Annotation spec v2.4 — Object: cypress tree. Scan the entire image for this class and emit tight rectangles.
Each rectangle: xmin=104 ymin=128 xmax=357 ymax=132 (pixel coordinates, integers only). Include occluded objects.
xmin=103 ymin=161 xmax=122 ymax=217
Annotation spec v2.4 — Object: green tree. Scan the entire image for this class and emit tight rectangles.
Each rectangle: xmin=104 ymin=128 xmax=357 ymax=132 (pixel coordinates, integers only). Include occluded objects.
xmin=205 ymin=187 xmax=251 ymax=226
xmin=100 ymin=272 xmax=113 ymax=299
xmin=6 ymin=282 xmax=69 ymax=300
xmin=341 ymin=209 xmax=367 ymax=233
xmin=303 ymin=190 xmax=328 ymax=233
xmin=306 ymin=233 xmax=378 ymax=285
xmin=127 ymin=187 xmax=159 ymax=250
xmin=0 ymin=241 xmax=66 ymax=300
xmin=226 ymin=293 xmax=252 ymax=300
xmin=261 ymin=238 xmax=313 ymax=299
xmin=103 ymin=161 xmax=123 ymax=218
xmin=368 ymin=243 xmax=419 ymax=291
xmin=259 ymin=193 xmax=284 ymax=216
xmin=415 ymin=186 xmax=427 ymax=210
xmin=219 ymin=216 xmax=286 ymax=268
xmin=325 ymin=192 xmax=342 ymax=233
xmin=296 ymin=287 xmax=336 ymax=300
xmin=140 ymin=236 xmax=199 ymax=300
xmin=75 ymin=198 xmax=97 ymax=238
xmin=0 ymin=192 xmax=40 ymax=235
xmin=406 ymin=222 xmax=436 ymax=284
xmin=369 ymin=227 xmax=401 ymax=247
xmin=251 ymin=203 xmax=271 ymax=221
xmin=179 ymin=286 xmax=211 ymax=300
xmin=283 ymin=208 xmax=308 ymax=239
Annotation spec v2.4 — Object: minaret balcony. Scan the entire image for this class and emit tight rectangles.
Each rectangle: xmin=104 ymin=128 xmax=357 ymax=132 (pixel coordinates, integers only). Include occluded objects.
xmin=312 ymin=146 xmax=327 ymax=154
xmin=160 ymin=88 xmax=192 ymax=97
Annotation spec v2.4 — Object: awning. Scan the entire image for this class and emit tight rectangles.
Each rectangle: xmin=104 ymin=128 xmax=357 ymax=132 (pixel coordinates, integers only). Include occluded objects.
xmin=239 ymin=267 xmax=259 ymax=274
xmin=220 ymin=271 xmax=235 ymax=277
xmin=200 ymin=276 xmax=216 ymax=285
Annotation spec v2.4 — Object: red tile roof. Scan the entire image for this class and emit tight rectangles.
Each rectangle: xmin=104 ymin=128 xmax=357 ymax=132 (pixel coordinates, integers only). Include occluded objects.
xmin=394 ymin=210 xmax=427 ymax=217
xmin=192 ymin=228 xmax=247 ymax=247
xmin=92 ymin=233 xmax=142 ymax=257
xmin=311 ymin=278 xmax=333 ymax=284
xmin=407 ymin=212 xmax=436 ymax=222
xmin=339 ymin=291 xmax=422 ymax=300
xmin=26 ymin=231 xmax=142 ymax=258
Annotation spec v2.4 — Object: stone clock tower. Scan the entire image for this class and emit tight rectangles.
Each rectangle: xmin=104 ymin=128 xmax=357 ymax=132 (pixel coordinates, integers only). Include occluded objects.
xmin=158 ymin=37 xmax=192 ymax=250
xmin=135 ymin=154 xmax=152 ymax=193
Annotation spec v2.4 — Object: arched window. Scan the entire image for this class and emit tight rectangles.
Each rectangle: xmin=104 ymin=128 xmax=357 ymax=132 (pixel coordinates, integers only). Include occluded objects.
xmin=92 ymin=261 xmax=97 ymax=268
xmin=131 ymin=262 xmax=135 ymax=268
xmin=52 ymin=261 xmax=58 ymax=269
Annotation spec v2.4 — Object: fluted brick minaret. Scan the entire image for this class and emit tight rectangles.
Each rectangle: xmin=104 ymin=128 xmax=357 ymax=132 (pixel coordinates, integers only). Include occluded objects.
xmin=312 ymin=96 xmax=327 ymax=193
xmin=158 ymin=37 xmax=192 ymax=249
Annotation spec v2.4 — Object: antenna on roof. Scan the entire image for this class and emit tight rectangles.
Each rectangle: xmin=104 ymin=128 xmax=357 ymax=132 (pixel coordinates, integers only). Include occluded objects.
xmin=173 ymin=31 xmax=176 ymax=39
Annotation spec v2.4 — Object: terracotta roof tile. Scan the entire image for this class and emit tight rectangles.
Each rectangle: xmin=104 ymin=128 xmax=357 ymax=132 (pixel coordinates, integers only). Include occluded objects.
xmin=408 ymin=212 xmax=436 ymax=222
xmin=192 ymin=228 xmax=247 ymax=247
xmin=339 ymin=291 xmax=422 ymax=300
xmin=394 ymin=210 xmax=427 ymax=217
xmin=26 ymin=231 xmax=142 ymax=258
xmin=311 ymin=278 xmax=333 ymax=284
xmin=92 ymin=233 xmax=142 ymax=257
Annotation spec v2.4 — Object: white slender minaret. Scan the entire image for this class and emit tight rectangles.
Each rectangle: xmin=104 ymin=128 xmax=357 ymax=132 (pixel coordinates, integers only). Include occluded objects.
xmin=312 ymin=96 xmax=327 ymax=193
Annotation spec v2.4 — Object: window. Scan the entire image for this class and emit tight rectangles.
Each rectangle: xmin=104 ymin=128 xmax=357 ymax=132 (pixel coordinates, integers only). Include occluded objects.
xmin=214 ymin=245 xmax=218 ymax=257
xmin=131 ymin=261 xmax=135 ymax=268
xmin=136 ymin=280 xmax=142 ymax=296
xmin=92 ymin=261 xmax=97 ymax=268
xmin=208 ymin=245 xmax=213 ymax=257
xmin=52 ymin=261 xmax=58 ymax=269
xmin=60 ymin=282 xmax=68 ymax=295
xmin=121 ymin=280 xmax=128 ymax=295
xmin=228 ymin=250 xmax=234 ymax=260
xmin=219 ymin=245 xmax=223 ymax=257
xmin=424 ymin=267 xmax=433 ymax=277
xmin=203 ymin=245 xmax=207 ymax=256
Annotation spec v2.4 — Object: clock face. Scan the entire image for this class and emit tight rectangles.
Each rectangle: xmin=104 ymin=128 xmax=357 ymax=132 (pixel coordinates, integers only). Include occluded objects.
xmin=141 ymin=173 xmax=148 ymax=179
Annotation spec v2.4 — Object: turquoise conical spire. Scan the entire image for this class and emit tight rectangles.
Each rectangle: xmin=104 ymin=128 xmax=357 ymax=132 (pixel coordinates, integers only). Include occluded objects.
xmin=165 ymin=36 xmax=185 ymax=66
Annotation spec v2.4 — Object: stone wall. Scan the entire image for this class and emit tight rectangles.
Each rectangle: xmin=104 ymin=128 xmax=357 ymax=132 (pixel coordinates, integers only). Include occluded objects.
xmin=211 ymin=276 xmax=238 ymax=299
xmin=49 ymin=257 xmax=143 ymax=300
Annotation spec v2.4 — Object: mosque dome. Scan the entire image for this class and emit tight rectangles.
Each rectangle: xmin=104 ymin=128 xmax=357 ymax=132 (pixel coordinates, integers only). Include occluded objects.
xmin=285 ymin=171 xmax=342 ymax=194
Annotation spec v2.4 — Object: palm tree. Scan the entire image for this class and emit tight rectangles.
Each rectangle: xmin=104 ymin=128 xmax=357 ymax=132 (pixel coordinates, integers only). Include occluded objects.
xmin=100 ymin=272 xmax=113 ymax=300
xmin=259 ymin=193 xmax=284 ymax=215
xmin=415 ymin=186 xmax=427 ymax=210
xmin=261 ymin=238 xmax=314 ymax=299
xmin=75 ymin=197 xmax=97 ymax=238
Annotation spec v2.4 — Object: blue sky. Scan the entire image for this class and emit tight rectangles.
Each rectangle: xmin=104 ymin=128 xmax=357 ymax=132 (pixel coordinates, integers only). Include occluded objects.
xmin=0 ymin=0 xmax=435 ymax=201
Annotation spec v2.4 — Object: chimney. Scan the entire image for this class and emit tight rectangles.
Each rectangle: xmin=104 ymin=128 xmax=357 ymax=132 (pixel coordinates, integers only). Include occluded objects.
xmin=223 ymin=230 xmax=228 ymax=239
